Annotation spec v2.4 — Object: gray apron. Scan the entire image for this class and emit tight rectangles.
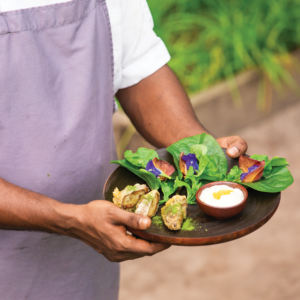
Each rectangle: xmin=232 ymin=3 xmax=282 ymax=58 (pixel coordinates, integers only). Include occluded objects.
xmin=0 ymin=0 xmax=119 ymax=299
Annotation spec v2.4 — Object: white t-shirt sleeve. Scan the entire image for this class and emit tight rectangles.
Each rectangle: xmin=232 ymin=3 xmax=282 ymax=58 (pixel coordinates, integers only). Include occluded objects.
xmin=119 ymin=0 xmax=170 ymax=90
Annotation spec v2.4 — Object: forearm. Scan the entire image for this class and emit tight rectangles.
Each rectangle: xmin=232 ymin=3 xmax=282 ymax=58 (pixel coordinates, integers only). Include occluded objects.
xmin=0 ymin=177 xmax=75 ymax=234
xmin=116 ymin=65 xmax=208 ymax=148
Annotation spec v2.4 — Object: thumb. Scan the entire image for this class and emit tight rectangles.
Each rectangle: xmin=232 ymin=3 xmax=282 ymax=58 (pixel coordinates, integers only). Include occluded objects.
xmin=227 ymin=138 xmax=247 ymax=158
xmin=217 ymin=136 xmax=248 ymax=158
xmin=113 ymin=208 xmax=151 ymax=230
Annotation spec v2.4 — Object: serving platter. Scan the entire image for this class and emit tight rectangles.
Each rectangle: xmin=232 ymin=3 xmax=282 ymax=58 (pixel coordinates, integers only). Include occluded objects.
xmin=103 ymin=149 xmax=280 ymax=246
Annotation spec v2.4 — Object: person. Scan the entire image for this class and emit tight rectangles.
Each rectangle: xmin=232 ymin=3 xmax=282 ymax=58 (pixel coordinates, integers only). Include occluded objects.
xmin=0 ymin=0 xmax=248 ymax=299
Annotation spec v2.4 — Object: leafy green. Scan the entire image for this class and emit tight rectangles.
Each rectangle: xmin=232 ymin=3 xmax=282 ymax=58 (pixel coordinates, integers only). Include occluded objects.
xmin=270 ymin=156 xmax=290 ymax=167
xmin=225 ymin=154 xmax=293 ymax=192
xmin=190 ymin=144 xmax=207 ymax=156
xmin=190 ymin=144 xmax=222 ymax=180
xmin=167 ymin=133 xmax=227 ymax=179
xmin=170 ymin=170 xmax=178 ymax=179
xmin=160 ymin=172 xmax=203 ymax=205
xmin=159 ymin=180 xmax=178 ymax=204
xmin=185 ymin=167 xmax=198 ymax=188
xmin=112 ymin=136 xmax=294 ymax=203
xmin=225 ymin=166 xmax=243 ymax=182
xmin=110 ymin=159 xmax=161 ymax=190
xmin=250 ymin=154 xmax=272 ymax=176
xmin=196 ymin=154 xmax=221 ymax=181
xmin=174 ymin=177 xmax=197 ymax=204
xmin=183 ymin=167 xmax=203 ymax=204
xmin=124 ymin=148 xmax=158 ymax=168
xmin=241 ymin=166 xmax=294 ymax=193
xmin=112 ymin=147 xmax=179 ymax=200
xmin=148 ymin=0 xmax=300 ymax=103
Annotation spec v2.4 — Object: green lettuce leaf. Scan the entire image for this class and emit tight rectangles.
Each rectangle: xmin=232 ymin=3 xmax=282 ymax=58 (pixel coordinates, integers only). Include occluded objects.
xmin=241 ymin=166 xmax=294 ymax=193
xmin=159 ymin=180 xmax=178 ymax=204
xmin=110 ymin=159 xmax=160 ymax=190
xmin=174 ymin=177 xmax=197 ymax=204
xmin=250 ymin=154 xmax=272 ymax=176
xmin=196 ymin=154 xmax=221 ymax=181
xmin=124 ymin=148 xmax=159 ymax=168
xmin=185 ymin=167 xmax=197 ymax=187
xmin=270 ymin=156 xmax=289 ymax=167
xmin=190 ymin=144 xmax=208 ymax=156
xmin=183 ymin=167 xmax=203 ymax=204
xmin=191 ymin=145 xmax=220 ymax=180
xmin=225 ymin=166 xmax=243 ymax=182
xmin=167 ymin=133 xmax=227 ymax=179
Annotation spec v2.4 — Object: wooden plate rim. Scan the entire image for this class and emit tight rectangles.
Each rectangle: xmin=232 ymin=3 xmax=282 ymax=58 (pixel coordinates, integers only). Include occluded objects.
xmin=128 ymin=198 xmax=280 ymax=246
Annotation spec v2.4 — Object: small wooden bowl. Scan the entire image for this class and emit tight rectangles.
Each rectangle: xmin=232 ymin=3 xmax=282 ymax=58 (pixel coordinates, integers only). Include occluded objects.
xmin=196 ymin=182 xmax=248 ymax=220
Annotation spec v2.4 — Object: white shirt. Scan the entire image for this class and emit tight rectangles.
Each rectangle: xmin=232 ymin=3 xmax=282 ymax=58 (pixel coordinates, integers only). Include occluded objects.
xmin=0 ymin=0 xmax=170 ymax=94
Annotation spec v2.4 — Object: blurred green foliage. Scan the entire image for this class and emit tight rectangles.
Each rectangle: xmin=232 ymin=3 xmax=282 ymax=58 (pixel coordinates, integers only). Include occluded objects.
xmin=147 ymin=0 xmax=300 ymax=94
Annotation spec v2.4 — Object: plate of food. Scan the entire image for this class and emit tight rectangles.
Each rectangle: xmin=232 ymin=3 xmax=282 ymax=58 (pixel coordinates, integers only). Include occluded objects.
xmin=103 ymin=134 xmax=293 ymax=246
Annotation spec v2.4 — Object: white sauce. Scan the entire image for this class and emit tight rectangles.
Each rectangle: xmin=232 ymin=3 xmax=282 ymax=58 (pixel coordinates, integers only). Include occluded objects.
xmin=200 ymin=185 xmax=244 ymax=208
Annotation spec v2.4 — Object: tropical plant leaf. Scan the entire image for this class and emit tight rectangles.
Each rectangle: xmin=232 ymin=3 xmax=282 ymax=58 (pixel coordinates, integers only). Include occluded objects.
xmin=270 ymin=156 xmax=289 ymax=167
xmin=241 ymin=166 xmax=294 ymax=193
xmin=124 ymin=148 xmax=159 ymax=169
xmin=167 ymin=133 xmax=227 ymax=179
xmin=159 ymin=179 xmax=178 ymax=204
xmin=225 ymin=166 xmax=243 ymax=182
xmin=250 ymin=154 xmax=272 ymax=176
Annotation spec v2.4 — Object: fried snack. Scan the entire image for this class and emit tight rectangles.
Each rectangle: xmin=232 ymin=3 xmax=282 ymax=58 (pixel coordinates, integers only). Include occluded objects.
xmin=165 ymin=195 xmax=187 ymax=218
xmin=113 ymin=184 xmax=149 ymax=210
xmin=161 ymin=195 xmax=187 ymax=231
xmin=135 ymin=190 xmax=160 ymax=217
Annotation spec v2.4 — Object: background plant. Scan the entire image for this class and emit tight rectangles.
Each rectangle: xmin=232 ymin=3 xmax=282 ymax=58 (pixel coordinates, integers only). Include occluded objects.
xmin=148 ymin=0 xmax=300 ymax=97
xmin=115 ymin=0 xmax=300 ymax=157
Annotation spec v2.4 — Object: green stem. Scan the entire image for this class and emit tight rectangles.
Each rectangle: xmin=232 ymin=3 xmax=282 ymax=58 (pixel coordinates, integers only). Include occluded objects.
xmin=159 ymin=173 xmax=172 ymax=180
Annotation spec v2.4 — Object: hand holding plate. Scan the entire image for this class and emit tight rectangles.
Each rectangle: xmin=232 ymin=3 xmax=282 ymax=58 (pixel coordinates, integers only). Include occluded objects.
xmin=66 ymin=200 xmax=170 ymax=262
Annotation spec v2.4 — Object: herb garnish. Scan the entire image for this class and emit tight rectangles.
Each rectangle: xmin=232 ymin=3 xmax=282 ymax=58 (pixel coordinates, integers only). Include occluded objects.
xmin=111 ymin=134 xmax=294 ymax=203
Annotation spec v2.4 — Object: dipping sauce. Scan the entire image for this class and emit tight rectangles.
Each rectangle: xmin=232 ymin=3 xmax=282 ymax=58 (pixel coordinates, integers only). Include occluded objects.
xmin=200 ymin=184 xmax=244 ymax=207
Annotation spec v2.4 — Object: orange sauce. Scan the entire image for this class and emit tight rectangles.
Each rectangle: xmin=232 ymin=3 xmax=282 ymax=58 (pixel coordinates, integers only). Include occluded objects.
xmin=213 ymin=190 xmax=233 ymax=200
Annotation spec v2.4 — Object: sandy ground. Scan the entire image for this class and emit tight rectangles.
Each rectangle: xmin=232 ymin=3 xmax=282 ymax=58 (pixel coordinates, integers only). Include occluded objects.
xmin=119 ymin=101 xmax=300 ymax=300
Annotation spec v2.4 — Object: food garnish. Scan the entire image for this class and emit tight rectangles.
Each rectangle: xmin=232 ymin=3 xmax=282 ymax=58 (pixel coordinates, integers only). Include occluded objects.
xmin=181 ymin=218 xmax=195 ymax=231
xmin=146 ymin=157 xmax=175 ymax=180
xmin=213 ymin=190 xmax=233 ymax=199
xmin=179 ymin=153 xmax=199 ymax=176
xmin=111 ymin=133 xmax=294 ymax=207
xmin=239 ymin=156 xmax=265 ymax=183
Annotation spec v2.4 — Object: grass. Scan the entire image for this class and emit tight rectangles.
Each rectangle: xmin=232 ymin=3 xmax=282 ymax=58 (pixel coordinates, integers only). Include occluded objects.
xmin=148 ymin=0 xmax=300 ymax=96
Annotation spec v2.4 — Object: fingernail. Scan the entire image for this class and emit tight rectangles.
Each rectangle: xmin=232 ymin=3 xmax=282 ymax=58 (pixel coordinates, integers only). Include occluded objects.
xmin=228 ymin=146 xmax=239 ymax=157
xmin=139 ymin=218 xmax=150 ymax=229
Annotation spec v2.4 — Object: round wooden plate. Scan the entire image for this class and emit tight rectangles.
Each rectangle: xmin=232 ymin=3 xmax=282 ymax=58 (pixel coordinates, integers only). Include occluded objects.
xmin=103 ymin=149 xmax=280 ymax=246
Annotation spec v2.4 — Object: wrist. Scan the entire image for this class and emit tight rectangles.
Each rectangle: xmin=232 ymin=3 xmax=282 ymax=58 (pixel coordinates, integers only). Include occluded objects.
xmin=50 ymin=202 xmax=82 ymax=237
xmin=174 ymin=125 xmax=210 ymax=143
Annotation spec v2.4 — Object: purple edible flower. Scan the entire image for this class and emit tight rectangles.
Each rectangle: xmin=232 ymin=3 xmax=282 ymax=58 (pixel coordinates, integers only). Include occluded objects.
xmin=239 ymin=156 xmax=265 ymax=183
xmin=182 ymin=153 xmax=199 ymax=171
xmin=146 ymin=160 xmax=161 ymax=177
xmin=146 ymin=158 xmax=175 ymax=180
xmin=240 ymin=165 xmax=259 ymax=181
xmin=179 ymin=153 xmax=199 ymax=176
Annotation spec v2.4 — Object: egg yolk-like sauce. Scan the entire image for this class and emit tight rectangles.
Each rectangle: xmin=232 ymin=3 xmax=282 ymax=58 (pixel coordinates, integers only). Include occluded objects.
xmin=213 ymin=190 xmax=233 ymax=199
xmin=200 ymin=185 xmax=244 ymax=207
